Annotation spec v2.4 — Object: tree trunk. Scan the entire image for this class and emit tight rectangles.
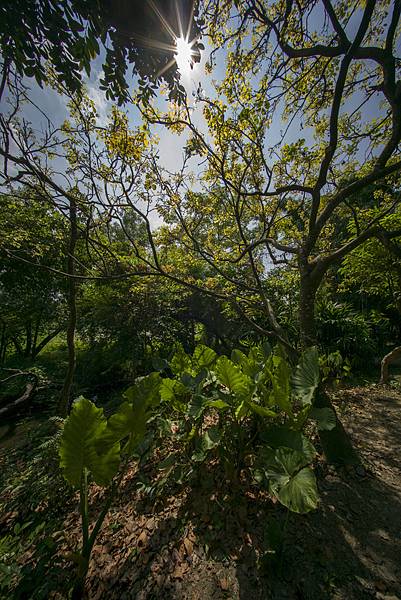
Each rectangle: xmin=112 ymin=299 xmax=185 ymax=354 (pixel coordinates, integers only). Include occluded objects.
xmin=299 ymin=271 xmax=319 ymax=347
xmin=24 ymin=321 xmax=32 ymax=357
xmin=58 ymin=197 xmax=78 ymax=417
xmin=31 ymin=313 xmax=42 ymax=358
xmin=0 ymin=372 xmax=38 ymax=419
xmin=32 ymin=326 xmax=63 ymax=359
xmin=299 ymin=268 xmax=361 ymax=466
xmin=12 ymin=336 xmax=23 ymax=355
xmin=0 ymin=323 xmax=6 ymax=365
xmin=380 ymin=346 xmax=401 ymax=384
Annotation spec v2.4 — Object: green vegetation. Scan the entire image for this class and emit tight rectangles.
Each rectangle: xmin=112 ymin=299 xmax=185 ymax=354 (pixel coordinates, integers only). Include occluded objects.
xmin=1 ymin=0 xmax=401 ymax=598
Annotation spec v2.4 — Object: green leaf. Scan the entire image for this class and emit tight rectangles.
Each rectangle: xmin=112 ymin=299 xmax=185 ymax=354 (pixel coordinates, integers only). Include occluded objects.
xmin=59 ymin=397 xmax=120 ymax=488
xmin=247 ymin=401 xmax=277 ymax=419
xmin=292 ymin=347 xmax=320 ymax=405
xmin=170 ymin=344 xmax=192 ymax=375
xmin=202 ymin=426 xmax=221 ymax=450
xmin=124 ymin=372 xmax=161 ymax=410
xmin=269 ymin=355 xmax=292 ymax=414
xmin=102 ymin=401 xmax=148 ymax=448
xmin=206 ymin=399 xmax=230 ymax=410
xmin=193 ymin=344 xmax=217 ymax=368
xmin=231 ymin=348 xmax=248 ymax=367
xmin=159 ymin=378 xmax=187 ymax=402
xmin=273 ymin=466 xmax=319 ymax=514
xmin=310 ymin=407 xmax=336 ymax=431
xmin=261 ymin=426 xmax=316 ymax=463
xmin=263 ymin=447 xmax=319 ymax=514
xmin=90 ymin=442 xmax=121 ymax=487
xmin=215 ymin=356 xmax=251 ymax=399
xmin=187 ymin=394 xmax=207 ymax=419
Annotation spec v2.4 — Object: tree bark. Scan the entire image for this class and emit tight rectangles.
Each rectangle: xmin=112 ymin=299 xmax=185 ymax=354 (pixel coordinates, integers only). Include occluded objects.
xmin=0 ymin=372 xmax=38 ymax=419
xmin=299 ymin=270 xmax=319 ymax=347
xmin=380 ymin=346 xmax=401 ymax=384
xmin=0 ymin=323 xmax=6 ymax=365
xmin=24 ymin=320 xmax=32 ymax=357
xmin=299 ymin=266 xmax=361 ymax=466
xmin=32 ymin=326 xmax=63 ymax=359
xmin=58 ymin=197 xmax=78 ymax=417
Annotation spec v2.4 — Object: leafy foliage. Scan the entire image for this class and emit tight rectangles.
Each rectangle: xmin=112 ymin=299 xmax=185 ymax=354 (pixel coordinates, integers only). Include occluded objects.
xmin=157 ymin=342 xmax=327 ymax=513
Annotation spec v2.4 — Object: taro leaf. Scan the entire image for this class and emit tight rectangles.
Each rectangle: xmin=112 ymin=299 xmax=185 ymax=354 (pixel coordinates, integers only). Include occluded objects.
xmin=273 ymin=466 xmax=319 ymax=514
xmin=247 ymin=401 xmax=277 ymax=419
xmin=310 ymin=407 xmax=336 ymax=431
xmin=59 ymin=397 xmax=120 ymax=488
xmin=215 ymin=356 xmax=251 ymax=399
xmin=181 ymin=372 xmax=196 ymax=387
xmin=90 ymin=442 xmax=121 ymax=487
xmin=171 ymin=344 xmax=192 ymax=375
xmin=104 ymin=401 xmax=139 ymax=443
xmin=193 ymin=344 xmax=217 ymax=369
xmin=231 ymin=348 xmax=248 ymax=367
xmin=265 ymin=447 xmax=319 ymax=514
xmin=202 ymin=426 xmax=221 ymax=450
xmin=235 ymin=399 xmax=249 ymax=419
xmin=262 ymin=341 xmax=272 ymax=359
xmin=292 ymin=346 xmax=320 ymax=405
xmin=102 ymin=401 xmax=150 ymax=449
xmin=192 ymin=426 xmax=221 ymax=462
xmin=124 ymin=372 xmax=161 ymax=410
xmin=159 ymin=378 xmax=187 ymax=402
xmin=187 ymin=394 xmax=207 ymax=419
xmin=206 ymin=399 xmax=230 ymax=410
xmin=261 ymin=425 xmax=316 ymax=463
xmin=269 ymin=355 xmax=292 ymax=415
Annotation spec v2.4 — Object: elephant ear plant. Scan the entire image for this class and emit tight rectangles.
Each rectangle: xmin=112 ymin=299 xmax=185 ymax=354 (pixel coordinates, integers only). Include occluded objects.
xmin=160 ymin=343 xmax=334 ymax=515
xmin=59 ymin=373 xmax=161 ymax=599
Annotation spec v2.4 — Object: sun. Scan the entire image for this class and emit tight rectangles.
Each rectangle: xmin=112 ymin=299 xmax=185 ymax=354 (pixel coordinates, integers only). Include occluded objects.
xmin=175 ymin=36 xmax=195 ymax=76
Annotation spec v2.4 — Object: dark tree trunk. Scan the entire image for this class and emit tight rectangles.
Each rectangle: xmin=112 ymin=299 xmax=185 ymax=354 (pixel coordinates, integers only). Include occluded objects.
xmin=0 ymin=323 xmax=6 ymax=365
xmin=299 ymin=271 xmax=319 ymax=347
xmin=299 ymin=266 xmax=361 ymax=466
xmin=32 ymin=326 xmax=63 ymax=359
xmin=58 ymin=197 xmax=78 ymax=417
xmin=24 ymin=321 xmax=32 ymax=357
xmin=12 ymin=336 xmax=23 ymax=355
xmin=31 ymin=313 xmax=42 ymax=358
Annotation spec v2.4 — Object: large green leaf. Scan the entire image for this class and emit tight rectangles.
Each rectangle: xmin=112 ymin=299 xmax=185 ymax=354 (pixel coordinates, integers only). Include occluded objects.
xmin=59 ymin=397 xmax=120 ymax=488
xmin=102 ymin=401 xmax=149 ymax=449
xmin=292 ymin=347 xmax=320 ymax=405
xmin=159 ymin=378 xmax=187 ymax=402
xmin=193 ymin=344 xmax=217 ymax=369
xmin=261 ymin=425 xmax=316 ymax=463
xmin=310 ymin=407 xmax=336 ymax=431
xmin=124 ymin=372 xmax=161 ymax=410
xmin=247 ymin=401 xmax=277 ymax=419
xmin=273 ymin=466 xmax=319 ymax=514
xmin=202 ymin=426 xmax=221 ymax=450
xmin=170 ymin=344 xmax=192 ymax=375
xmin=269 ymin=355 xmax=292 ymax=415
xmin=215 ymin=356 xmax=251 ymax=399
xmin=264 ymin=447 xmax=319 ymax=514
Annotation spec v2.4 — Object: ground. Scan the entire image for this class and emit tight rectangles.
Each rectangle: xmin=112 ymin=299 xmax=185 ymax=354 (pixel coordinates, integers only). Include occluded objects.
xmin=1 ymin=383 xmax=401 ymax=599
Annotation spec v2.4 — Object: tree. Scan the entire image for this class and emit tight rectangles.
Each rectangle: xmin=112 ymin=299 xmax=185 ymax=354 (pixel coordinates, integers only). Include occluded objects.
xmin=0 ymin=189 xmax=67 ymax=361
xmin=340 ymin=208 xmax=401 ymax=382
xmin=139 ymin=0 xmax=401 ymax=347
xmin=0 ymin=0 xmax=202 ymax=103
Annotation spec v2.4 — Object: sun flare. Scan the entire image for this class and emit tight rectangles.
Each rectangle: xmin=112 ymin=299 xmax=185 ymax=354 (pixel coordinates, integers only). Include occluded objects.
xmin=175 ymin=36 xmax=195 ymax=76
